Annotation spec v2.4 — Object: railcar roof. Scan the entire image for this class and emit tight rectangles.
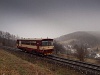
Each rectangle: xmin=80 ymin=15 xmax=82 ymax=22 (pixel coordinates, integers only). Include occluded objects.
xmin=17 ymin=38 xmax=53 ymax=41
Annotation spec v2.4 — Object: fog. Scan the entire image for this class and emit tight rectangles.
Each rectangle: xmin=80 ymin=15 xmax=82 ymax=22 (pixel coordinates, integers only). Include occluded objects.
xmin=0 ymin=0 xmax=100 ymax=38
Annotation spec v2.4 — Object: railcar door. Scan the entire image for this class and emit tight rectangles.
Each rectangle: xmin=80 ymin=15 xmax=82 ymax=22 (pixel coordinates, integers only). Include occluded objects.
xmin=36 ymin=41 xmax=40 ymax=50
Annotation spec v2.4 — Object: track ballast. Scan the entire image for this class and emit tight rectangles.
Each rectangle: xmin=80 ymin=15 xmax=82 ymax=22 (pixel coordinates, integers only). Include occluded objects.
xmin=1 ymin=46 xmax=100 ymax=75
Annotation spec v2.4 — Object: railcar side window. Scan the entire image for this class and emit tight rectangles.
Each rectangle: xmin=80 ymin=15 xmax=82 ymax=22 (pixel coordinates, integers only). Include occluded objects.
xmin=20 ymin=40 xmax=37 ymax=45
xmin=21 ymin=41 xmax=30 ymax=45
xmin=42 ymin=41 xmax=53 ymax=46
xmin=30 ymin=41 xmax=36 ymax=45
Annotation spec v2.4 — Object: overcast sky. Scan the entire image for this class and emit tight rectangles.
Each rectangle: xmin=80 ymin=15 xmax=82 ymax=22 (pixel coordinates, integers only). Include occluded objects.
xmin=0 ymin=0 xmax=100 ymax=38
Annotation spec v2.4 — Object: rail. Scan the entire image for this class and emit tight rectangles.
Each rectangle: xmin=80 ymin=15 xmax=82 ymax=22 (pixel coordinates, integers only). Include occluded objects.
xmin=1 ymin=46 xmax=100 ymax=75
xmin=47 ymin=55 xmax=100 ymax=75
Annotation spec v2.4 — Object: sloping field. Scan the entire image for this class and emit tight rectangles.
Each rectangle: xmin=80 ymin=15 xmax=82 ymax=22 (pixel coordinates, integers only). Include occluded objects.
xmin=0 ymin=48 xmax=54 ymax=75
xmin=0 ymin=48 xmax=83 ymax=75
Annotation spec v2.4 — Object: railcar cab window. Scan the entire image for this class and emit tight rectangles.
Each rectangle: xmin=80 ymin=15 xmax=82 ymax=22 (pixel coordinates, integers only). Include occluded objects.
xmin=42 ymin=41 xmax=53 ymax=46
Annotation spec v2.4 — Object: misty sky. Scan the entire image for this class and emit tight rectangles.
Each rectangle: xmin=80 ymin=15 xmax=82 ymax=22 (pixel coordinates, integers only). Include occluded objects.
xmin=0 ymin=0 xmax=100 ymax=38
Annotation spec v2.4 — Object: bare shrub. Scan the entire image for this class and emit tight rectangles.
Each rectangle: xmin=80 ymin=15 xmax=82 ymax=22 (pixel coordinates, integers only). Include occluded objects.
xmin=74 ymin=44 xmax=89 ymax=61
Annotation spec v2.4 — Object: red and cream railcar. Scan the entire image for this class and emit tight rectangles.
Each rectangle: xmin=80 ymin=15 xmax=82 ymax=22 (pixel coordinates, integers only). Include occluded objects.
xmin=16 ymin=38 xmax=54 ymax=55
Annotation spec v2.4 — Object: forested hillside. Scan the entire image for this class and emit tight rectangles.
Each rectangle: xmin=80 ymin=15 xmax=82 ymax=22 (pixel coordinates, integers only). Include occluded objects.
xmin=55 ymin=31 xmax=100 ymax=47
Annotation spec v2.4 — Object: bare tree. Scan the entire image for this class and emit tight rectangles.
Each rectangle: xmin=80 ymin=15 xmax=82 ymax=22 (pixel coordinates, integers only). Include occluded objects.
xmin=53 ymin=40 xmax=66 ymax=54
xmin=74 ymin=44 xmax=89 ymax=61
xmin=0 ymin=30 xmax=19 ymax=47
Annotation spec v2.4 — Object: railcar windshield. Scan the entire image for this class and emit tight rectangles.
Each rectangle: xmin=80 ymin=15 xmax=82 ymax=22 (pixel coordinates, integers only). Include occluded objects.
xmin=42 ymin=41 xmax=53 ymax=46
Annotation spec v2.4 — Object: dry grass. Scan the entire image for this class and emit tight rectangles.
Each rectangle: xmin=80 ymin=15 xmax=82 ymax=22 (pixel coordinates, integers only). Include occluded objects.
xmin=85 ymin=58 xmax=100 ymax=65
xmin=0 ymin=48 xmax=84 ymax=75
xmin=33 ymin=59 xmax=81 ymax=75
xmin=57 ymin=53 xmax=100 ymax=65
xmin=0 ymin=48 xmax=54 ymax=75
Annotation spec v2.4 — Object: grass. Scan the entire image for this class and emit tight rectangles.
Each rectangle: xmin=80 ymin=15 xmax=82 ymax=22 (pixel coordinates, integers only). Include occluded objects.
xmin=0 ymin=48 xmax=54 ymax=75
xmin=57 ymin=53 xmax=100 ymax=65
xmin=0 ymin=48 xmax=84 ymax=75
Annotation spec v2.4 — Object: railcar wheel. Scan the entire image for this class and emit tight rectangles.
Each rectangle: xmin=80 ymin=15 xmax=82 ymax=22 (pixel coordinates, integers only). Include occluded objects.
xmin=32 ymin=50 xmax=37 ymax=55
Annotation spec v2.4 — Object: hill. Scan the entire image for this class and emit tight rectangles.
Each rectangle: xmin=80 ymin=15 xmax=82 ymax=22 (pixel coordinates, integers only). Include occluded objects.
xmin=55 ymin=31 xmax=100 ymax=47
xmin=0 ymin=48 xmax=82 ymax=75
xmin=0 ymin=48 xmax=54 ymax=75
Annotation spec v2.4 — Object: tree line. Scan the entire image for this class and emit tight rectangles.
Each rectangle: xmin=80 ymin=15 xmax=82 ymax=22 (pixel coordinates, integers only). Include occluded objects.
xmin=53 ymin=40 xmax=89 ymax=61
xmin=0 ymin=30 xmax=20 ymax=47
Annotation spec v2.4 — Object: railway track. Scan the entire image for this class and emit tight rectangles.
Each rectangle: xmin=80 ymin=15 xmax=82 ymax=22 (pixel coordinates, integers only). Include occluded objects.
xmin=1 ymin=46 xmax=100 ymax=75
xmin=46 ymin=55 xmax=100 ymax=75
